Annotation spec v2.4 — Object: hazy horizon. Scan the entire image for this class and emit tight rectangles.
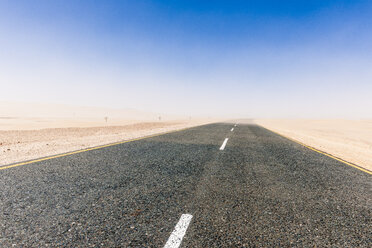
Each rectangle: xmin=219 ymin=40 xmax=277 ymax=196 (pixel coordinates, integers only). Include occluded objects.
xmin=1 ymin=0 xmax=372 ymax=118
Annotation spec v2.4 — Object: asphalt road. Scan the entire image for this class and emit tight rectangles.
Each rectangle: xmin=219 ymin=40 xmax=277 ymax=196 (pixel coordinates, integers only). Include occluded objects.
xmin=0 ymin=123 xmax=371 ymax=247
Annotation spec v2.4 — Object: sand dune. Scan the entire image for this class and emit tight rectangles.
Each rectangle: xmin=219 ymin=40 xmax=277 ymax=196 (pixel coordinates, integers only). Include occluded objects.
xmin=255 ymin=119 xmax=372 ymax=172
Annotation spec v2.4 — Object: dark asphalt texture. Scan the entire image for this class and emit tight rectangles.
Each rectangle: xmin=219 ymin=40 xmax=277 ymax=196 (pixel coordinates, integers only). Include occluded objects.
xmin=0 ymin=123 xmax=371 ymax=247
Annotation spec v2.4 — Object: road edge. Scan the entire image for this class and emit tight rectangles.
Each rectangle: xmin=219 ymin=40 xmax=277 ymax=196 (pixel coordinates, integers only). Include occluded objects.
xmin=258 ymin=125 xmax=372 ymax=175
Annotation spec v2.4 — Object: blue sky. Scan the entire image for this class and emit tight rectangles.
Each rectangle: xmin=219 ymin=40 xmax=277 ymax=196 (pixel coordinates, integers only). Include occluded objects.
xmin=1 ymin=0 xmax=372 ymax=118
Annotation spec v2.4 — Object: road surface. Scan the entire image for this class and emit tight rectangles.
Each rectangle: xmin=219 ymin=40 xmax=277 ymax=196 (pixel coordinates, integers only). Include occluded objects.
xmin=0 ymin=123 xmax=371 ymax=247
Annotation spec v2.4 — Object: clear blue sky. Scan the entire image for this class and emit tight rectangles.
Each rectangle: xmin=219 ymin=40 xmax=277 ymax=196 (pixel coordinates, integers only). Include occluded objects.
xmin=1 ymin=0 xmax=371 ymax=118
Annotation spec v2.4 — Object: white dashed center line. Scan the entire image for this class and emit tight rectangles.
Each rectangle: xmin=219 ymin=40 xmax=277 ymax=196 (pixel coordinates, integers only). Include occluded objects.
xmin=231 ymin=128 xmax=234 ymax=132
xmin=219 ymin=138 xmax=229 ymax=150
xmin=164 ymin=214 xmax=193 ymax=248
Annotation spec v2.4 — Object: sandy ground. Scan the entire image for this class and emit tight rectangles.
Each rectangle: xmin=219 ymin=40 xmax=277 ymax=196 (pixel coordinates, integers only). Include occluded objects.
xmin=0 ymin=101 xmax=186 ymax=130
xmin=0 ymin=117 xmax=147 ymax=130
xmin=0 ymin=119 xmax=216 ymax=166
xmin=255 ymin=119 xmax=372 ymax=172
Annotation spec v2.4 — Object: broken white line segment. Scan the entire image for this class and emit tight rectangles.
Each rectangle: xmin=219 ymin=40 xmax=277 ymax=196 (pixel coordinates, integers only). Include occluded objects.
xmin=231 ymin=128 xmax=234 ymax=132
xmin=220 ymin=138 xmax=229 ymax=150
xmin=164 ymin=214 xmax=193 ymax=248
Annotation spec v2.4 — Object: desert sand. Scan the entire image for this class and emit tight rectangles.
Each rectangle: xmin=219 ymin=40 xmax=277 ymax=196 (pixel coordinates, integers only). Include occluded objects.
xmin=0 ymin=101 xmax=183 ymax=130
xmin=0 ymin=101 xmax=218 ymax=166
xmin=255 ymin=119 xmax=372 ymax=172
xmin=0 ymin=117 xmax=143 ymax=130
xmin=0 ymin=120 xmax=215 ymax=166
